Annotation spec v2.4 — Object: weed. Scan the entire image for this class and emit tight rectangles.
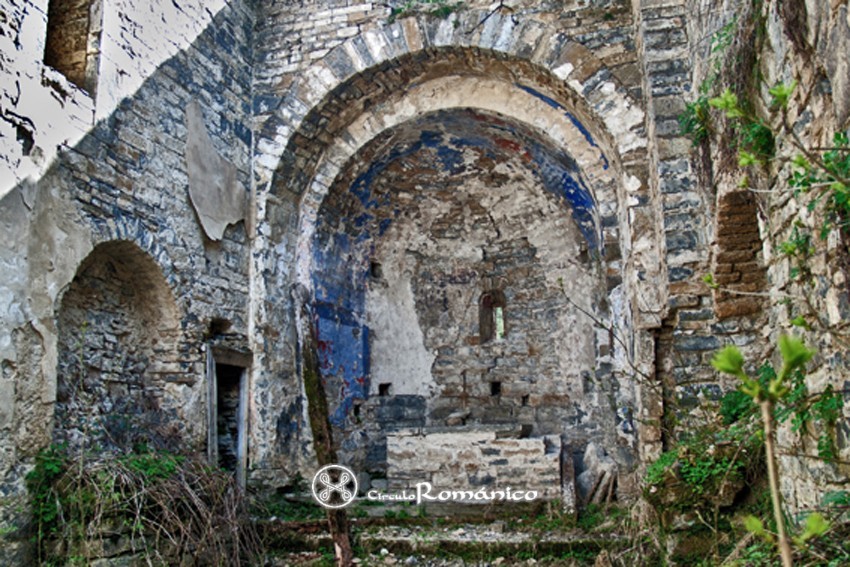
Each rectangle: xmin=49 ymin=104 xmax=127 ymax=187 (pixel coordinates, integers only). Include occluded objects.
xmin=577 ymin=503 xmax=605 ymax=531
xmin=26 ymin=445 xmax=262 ymax=566
xmin=679 ymin=95 xmax=712 ymax=145
xmin=388 ymin=0 xmax=464 ymax=23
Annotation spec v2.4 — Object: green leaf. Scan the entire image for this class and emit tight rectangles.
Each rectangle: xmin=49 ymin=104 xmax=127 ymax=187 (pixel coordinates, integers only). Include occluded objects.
xmin=740 ymin=380 xmax=761 ymax=399
xmin=702 ymin=273 xmax=718 ymax=289
xmin=791 ymin=154 xmax=810 ymax=171
xmin=738 ymin=150 xmax=759 ymax=167
xmin=712 ymin=345 xmax=745 ymax=376
xmin=709 ymin=89 xmax=745 ymax=118
xmin=790 ymin=316 xmax=811 ymax=330
xmin=794 ymin=512 xmax=829 ymax=546
xmin=778 ymin=335 xmax=814 ymax=370
xmin=768 ymin=80 xmax=797 ymax=109
xmin=744 ymin=515 xmax=765 ymax=536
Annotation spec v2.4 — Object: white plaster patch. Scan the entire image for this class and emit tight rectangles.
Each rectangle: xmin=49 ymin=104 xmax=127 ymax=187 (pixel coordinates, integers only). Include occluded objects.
xmin=552 ymin=62 xmax=574 ymax=80
xmin=365 ymin=244 xmax=437 ymax=398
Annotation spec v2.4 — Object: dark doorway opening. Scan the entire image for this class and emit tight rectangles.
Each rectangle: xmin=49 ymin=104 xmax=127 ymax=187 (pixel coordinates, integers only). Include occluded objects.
xmin=216 ymin=364 xmax=242 ymax=473
xmin=206 ymin=348 xmax=250 ymax=487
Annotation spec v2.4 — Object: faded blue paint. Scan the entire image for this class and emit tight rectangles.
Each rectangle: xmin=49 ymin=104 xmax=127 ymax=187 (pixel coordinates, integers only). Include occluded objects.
xmin=310 ymin=108 xmax=603 ymax=425
xmin=515 ymin=83 xmax=610 ymax=170
xmin=314 ymin=302 xmax=370 ymax=427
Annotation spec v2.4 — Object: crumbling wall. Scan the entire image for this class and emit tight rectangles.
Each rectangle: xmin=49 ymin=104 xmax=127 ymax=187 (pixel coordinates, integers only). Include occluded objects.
xmin=250 ymin=1 xmax=662 ymax=499
xmin=0 ymin=0 xmax=234 ymax=197
xmin=682 ymin=0 xmax=850 ymax=513
xmin=309 ymin=108 xmax=618 ymax=478
xmin=387 ymin=428 xmax=563 ymax=503
xmin=0 ymin=0 xmax=255 ymax=557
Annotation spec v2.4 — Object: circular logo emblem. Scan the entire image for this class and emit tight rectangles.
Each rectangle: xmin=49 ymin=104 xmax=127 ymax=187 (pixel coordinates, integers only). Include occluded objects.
xmin=311 ymin=464 xmax=358 ymax=509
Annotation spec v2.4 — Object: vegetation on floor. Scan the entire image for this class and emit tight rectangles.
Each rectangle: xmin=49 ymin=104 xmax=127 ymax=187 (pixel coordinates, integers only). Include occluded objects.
xmin=25 ymin=444 xmax=261 ymax=566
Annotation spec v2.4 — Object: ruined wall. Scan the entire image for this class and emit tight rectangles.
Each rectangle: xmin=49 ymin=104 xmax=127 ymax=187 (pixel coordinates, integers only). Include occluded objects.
xmin=681 ymin=0 xmax=850 ymax=513
xmin=387 ymin=428 xmax=563 ymax=502
xmin=0 ymin=0 xmax=704 ymax=524
xmin=310 ymin=107 xmax=618 ymax=476
xmin=0 ymin=0 xmax=235 ymax=196
xmin=248 ymin=0 xmax=664 ymax=498
xmin=756 ymin=0 xmax=850 ymax=514
xmin=0 ymin=0 xmax=255 ymax=555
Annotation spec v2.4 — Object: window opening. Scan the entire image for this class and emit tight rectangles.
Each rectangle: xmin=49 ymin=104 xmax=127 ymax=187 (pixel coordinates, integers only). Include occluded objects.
xmin=479 ymin=290 xmax=507 ymax=343
xmin=44 ymin=0 xmax=101 ymax=93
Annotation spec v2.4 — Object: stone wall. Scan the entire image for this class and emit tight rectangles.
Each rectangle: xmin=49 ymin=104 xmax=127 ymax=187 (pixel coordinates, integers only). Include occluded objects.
xmin=386 ymin=427 xmax=563 ymax=502
xmin=681 ymin=0 xmax=850 ymax=513
xmin=249 ymin=0 xmax=662 ymax=495
xmin=1 ymin=0 xmax=848 ymax=555
xmin=0 ymin=0 xmax=255 ymax=557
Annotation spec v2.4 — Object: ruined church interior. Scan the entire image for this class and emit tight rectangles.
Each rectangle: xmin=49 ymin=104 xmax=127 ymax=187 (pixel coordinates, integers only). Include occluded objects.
xmin=1 ymin=0 xmax=849 ymax=564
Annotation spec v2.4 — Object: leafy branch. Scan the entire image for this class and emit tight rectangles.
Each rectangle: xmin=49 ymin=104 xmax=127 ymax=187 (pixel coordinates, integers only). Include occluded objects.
xmin=712 ymin=336 xmax=833 ymax=566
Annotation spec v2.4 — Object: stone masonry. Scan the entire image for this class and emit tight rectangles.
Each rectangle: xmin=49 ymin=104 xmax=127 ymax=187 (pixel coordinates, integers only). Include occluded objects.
xmin=0 ymin=0 xmax=849 ymax=558
xmin=386 ymin=427 xmax=563 ymax=503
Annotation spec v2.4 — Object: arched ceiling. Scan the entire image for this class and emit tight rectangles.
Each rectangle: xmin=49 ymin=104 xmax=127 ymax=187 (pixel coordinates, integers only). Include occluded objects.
xmin=267 ymin=47 xmax=637 ymax=203
xmin=316 ymin=107 xmax=599 ymax=254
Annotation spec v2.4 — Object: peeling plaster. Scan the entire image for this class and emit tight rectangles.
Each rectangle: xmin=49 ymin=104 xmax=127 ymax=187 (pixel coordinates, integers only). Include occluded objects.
xmin=185 ymin=101 xmax=247 ymax=241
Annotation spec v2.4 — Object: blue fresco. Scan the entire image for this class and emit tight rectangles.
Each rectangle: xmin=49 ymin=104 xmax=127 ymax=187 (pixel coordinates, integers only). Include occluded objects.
xmin=314 ymin=302 xmax=370 ymax=426
xmin=311 ymin=108 xmax=602 ymax=426
xmin=515 ymin=83 xmax=610 ymax=170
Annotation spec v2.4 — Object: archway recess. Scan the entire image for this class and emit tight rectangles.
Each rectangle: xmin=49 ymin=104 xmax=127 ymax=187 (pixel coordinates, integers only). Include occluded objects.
xmin=255 ymin=28 xmax=664 ymax=487
xmin=55 ymin=240 xmax=182 ymax=451
xmin=307 ymin=106 xmax=620 ymax=473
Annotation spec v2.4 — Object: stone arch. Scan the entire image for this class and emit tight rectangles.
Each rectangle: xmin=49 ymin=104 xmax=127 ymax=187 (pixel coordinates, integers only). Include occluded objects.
xmin=256 ymin=11 xmax=648 ymax=190
xmin=88 ymin=216 xmax=183 ymax=294
xmin=255 ymin=13 xmax=666 ymax=482
xmin=54 ymin=240 xmax=183 ymax=451
xmin=304 ymin=105 xmax=613 ymax=472
xmin=255 ymin=15 xmax=661 ymax=325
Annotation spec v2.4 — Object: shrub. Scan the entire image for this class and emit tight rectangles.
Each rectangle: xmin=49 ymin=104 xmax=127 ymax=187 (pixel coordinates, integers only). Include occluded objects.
xmin=26 ymin=445 xmax=262 ymax=566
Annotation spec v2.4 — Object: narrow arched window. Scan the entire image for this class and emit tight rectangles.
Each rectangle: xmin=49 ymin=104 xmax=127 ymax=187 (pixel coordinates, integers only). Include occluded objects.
xmin=479 ymin=290 xmax=506 ymax=343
